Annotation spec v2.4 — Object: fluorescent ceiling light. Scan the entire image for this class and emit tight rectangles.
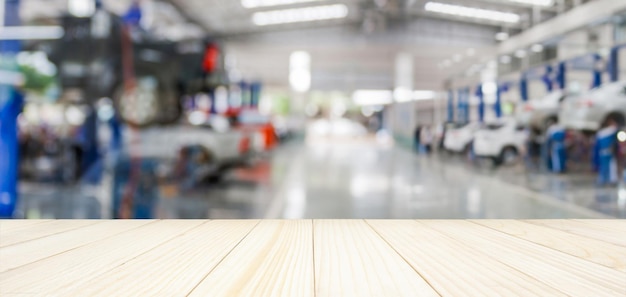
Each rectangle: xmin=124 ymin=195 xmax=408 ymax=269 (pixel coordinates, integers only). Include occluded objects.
xmin=500 ymin=55 xmax=512 ymax=64
xmin=424 ymin=2 xmax=520 ymax=24
xmin=495 ymin=32 xmax=510 ymax=41
xmin=242 ymin=0 xmax=322 ymax=9
xmin=506 ymin=0 xmax=553 ymax=7
xmin=515 ymin=49 xmax=527 ymax=58
xmin=68 ymin=0 xmax=96 ymax=17
xmin=252 ymin=4 xmax=348 ymax=26
xmin=0 ymin=26 xmax=64 ymax=40
xmin=353 ymin=90 xmax=393 ymax=106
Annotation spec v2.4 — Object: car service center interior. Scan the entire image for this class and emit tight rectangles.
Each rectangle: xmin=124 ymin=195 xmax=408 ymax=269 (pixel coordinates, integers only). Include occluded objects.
xmin=0 ymin=0 xmax=625 ymax=296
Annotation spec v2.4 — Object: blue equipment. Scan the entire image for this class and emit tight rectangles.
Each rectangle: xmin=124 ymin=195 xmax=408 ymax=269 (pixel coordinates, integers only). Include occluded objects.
xmin=546 ymin=125 xmax=567 ymax=173
xmin=595 ymin=126 xmax=618 ymax=185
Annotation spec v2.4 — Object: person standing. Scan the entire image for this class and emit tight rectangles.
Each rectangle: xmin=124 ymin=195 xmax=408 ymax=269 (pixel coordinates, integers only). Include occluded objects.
xmin=420 ymin=125 xmax=433 ymax=154
xmin=413 ymin=125 xmax=421 ymax=152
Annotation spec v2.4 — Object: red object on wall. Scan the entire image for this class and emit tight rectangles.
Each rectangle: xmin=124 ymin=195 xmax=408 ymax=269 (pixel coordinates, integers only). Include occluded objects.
xmin=202 ymin=44 xmax=220 ymax=73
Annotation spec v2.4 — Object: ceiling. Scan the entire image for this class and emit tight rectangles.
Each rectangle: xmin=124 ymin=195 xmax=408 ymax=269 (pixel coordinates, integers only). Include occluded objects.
xmin=18 ymin=0 xmax=589 ymax=40
xmin=169 ymin=0 xmax=588 ymax=36
xmin=16 ymin=0 xmax=591 ymax=92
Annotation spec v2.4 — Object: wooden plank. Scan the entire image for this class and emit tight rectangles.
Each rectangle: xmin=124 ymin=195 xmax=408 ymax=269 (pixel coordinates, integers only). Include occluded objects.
xmin=64 ymin=220 xmax=258 ymax=296
xmin=0 ymin=220 xmax=153 ymax=273
xmin=188 ymin=220 xmax=314 ymax=297
xmin=473 ymin=220 xmax=626 ymax=272
xmin=528 ymin=220 xmax=626 ymax=247
xmin=0 ymin=220 xmax=202 ymax=295
xmin=314 ymin=220 xmax=440 ymax=297
xmin=0 ymin=220 xmax=52 ymax=232
xmin=0 ymin=220 xmax=100 ymax=248
xmin=474 ymin=220 xmax=626 ymax=272
xmin=420 ymin=220 xmax=626 ymax=296
xmin=367 ymin=220 xmax=567 ymax=296
xmin=574 ymin=219 xmax=626 ymax=232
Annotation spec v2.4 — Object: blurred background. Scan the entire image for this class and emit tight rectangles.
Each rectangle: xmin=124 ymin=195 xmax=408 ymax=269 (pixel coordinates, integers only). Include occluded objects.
xmin=0 ymin=0 xmax=625 ymax=219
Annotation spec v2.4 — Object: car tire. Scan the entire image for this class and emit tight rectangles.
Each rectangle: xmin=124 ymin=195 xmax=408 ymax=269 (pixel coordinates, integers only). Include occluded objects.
xmin=496 ymin=146 xmax=518 ymax=166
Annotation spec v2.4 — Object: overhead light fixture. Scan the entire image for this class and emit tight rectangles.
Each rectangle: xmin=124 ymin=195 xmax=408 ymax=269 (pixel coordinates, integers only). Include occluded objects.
xmin=495 ymin=32 xmax=509 ymax=41
xmin=242 ymin=0 xmax=322 ymax=9
xmin=353 ymin=90 xmax=393 ymax=106
xmin=0 ymin=26 xmax=65 ymax=40
xmin=531 ymin=43 xmax=544 ymax=52
xmin=252 ymin=4 xmax=348 ymax=26
xmin=68 ymin=0 xmax=96 ymax=17
xmin=506 ymin=0 xmax=554 ymax=7
xmin=515 ymin=49 xmax=527 ymax=58
xmin=424 ymin=2 xmax=520 ymax=24
xmin=500 ymin=55 xmax=512 ymax=64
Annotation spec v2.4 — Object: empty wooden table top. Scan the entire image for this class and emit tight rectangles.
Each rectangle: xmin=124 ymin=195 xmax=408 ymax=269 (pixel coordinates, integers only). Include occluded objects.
xmin=0 ymin=220 xmax=625 ymax=296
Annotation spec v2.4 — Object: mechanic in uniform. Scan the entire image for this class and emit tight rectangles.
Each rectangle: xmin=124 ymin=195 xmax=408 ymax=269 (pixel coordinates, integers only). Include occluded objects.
xmin=595 ymin=118 xmax=619 ymax=186
xmin=545 ymin=119 xmax=567 ymax=173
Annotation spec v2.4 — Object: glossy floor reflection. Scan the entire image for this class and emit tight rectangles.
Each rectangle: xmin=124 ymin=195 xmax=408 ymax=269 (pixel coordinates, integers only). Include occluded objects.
xmin=17 ymin=139 xmax=625 ymax=219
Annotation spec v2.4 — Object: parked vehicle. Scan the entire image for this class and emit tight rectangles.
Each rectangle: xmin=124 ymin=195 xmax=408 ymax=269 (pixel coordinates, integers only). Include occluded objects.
xmin=559 ymin=81 xmax=626 ymax=131
xmin=437 ymin=122 xmax=463 ymax=151
xmin=473 ymin=119 xmax=528 ymax=165
xmin=443 ymin=122 xmax=481 ymax=153
xmin=516 ymin=90 xmax=575 ymax=132
xmin=124 ymin=124 xmax=251 ymax=181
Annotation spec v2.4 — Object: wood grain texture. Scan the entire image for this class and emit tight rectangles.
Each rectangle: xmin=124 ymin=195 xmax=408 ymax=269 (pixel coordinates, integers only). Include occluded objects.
xmin=574 ymin=219 xmax=626 ymax=232
xmin=474 ymin=220 xmax=626 ymax=272
xmin=367 ymin=220 xmax=567 ymax=296
xmin=0 ymin=220 xmax=203 ymax=295
xmin=0 ymin=220 xmax=99 ymax=248
xmin=65 ymin=220 xmax=259 ymax=296
xmin=420 ymin=220 xmax=626 ymax=296
xmin=188 ymin=220 xmax=314 ymax=297
xmin=0 ymin=220 xmax=624 ymax=297
xmin=314 ymin=220 xmax=439 ymax=297
xmin=528 ymin=220 xmax=626 ymax=247
xmin=0 ymin=220 xmax=51 ymax=232
xmin=0 ymin=220 xmax=152 ymax=273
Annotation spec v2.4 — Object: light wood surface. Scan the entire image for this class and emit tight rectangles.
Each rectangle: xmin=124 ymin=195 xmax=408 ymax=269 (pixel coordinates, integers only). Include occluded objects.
xmin=0 ymin=220 xmax=624 ymax=297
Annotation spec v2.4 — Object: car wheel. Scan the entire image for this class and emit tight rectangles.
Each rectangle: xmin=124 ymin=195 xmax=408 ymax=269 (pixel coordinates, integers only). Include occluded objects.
xmin=499 ymin=146 xmax=519 ymax=166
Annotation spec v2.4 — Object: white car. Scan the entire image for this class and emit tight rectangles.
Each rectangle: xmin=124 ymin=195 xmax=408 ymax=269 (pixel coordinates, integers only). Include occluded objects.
xmin=473 ymin=119 xmax=528 ymax=165
xmin=559 ymin=81 xmax=626 ymax=131
xmin=443 ymin=122 xmax=481 ymax=153
xmin=516 ymin=90 xmax=573 ymax=131
xmin=125 ymin=125 xmax=250 ymax=168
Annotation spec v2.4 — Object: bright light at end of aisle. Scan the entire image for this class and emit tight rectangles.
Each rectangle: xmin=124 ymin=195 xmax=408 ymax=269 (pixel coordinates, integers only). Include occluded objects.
xmin=242 ymin=0 xmax=322 ymax=9
xmin=290 ymin=51 xmax=311 ymax=93
xmin=424 ymin=2 xmax=521 ymax=24
xmin=353 ymin=90 xmax=393 ymax=106
xmin=252 ymin=4 xmax=349 ymax=26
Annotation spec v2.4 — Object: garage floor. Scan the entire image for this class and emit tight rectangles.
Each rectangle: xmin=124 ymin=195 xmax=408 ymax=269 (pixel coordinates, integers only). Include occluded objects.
xmin=16 ymin=139 xmax=625 ymax=219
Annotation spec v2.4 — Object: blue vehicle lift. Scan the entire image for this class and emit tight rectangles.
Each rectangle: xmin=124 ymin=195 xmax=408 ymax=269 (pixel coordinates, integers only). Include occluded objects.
xmin=0 ymin=0 xmax=22 ymax=218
